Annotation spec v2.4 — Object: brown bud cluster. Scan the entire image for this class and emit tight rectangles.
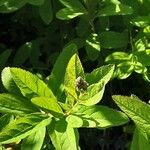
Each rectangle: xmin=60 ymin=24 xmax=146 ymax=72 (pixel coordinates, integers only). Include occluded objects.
xmin=75 ymin=76 xmax=89 ymax=92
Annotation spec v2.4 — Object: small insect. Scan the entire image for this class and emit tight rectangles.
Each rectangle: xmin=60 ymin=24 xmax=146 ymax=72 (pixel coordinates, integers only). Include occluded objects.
xmin=75 ymin=76 xmax=89 ymax=92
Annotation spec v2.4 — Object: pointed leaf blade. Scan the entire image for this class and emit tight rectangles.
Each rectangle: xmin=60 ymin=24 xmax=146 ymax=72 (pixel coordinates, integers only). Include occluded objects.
xmin=85 ymin=64 xmax=115 ymax=85
xmin=64 ymin=54 xmax=84 ymax=106
xmin=10 ymin=68 xmax=55 ymax=99
xmin=48 ymin=44 xmax=78 ymax=100
xmin=79 ymin=82 xmax=105 ymax=106
xmin=112 ymin=95 xmax=150 ymax=134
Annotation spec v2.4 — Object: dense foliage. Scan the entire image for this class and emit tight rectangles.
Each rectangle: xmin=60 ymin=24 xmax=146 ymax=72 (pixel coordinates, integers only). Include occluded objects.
xmin=0 ymin=0 xmax=149 ymax=150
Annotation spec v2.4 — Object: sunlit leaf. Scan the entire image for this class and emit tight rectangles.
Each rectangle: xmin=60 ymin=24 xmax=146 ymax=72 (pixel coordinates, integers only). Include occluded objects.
xmin=48 ymin=118 xmax=80 ymax=150
xmin=0 ymin=93 xmax=39 ymax=114
xmin=0 ymin=113 xmax=52 ymax=144
xmin=69 ymin=105 xmax=129 ymax=128
xmin=21 ymin=127 xmax=46 ymax=150
xmin=10 ymin=68 xmax=55 ymax=99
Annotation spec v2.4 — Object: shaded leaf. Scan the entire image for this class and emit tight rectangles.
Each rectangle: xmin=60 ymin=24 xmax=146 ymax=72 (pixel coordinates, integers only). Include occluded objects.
xmin=85 ymin=33 xmax=100 ymax=61
xmin=28 ymin=0 xmax=44 ymax=6
xmin=48 ymin=44 xmax=78 ymax=100
xmin=39 ymin=0 xmax=53 ymax=24
xmin=56 ymin=8 xmax=85 ymax=20
xmin=0 ymin=0 xmax=26 ymax=13
xmin=98 ymin=4 xmax=133 ymax=16
xmin=0 ymin=49 xmax=11 ymax=69
xmin=56 ymin=0 xmax=87 ymax=20
xmin=133 ymin=49 xmax=150 ymax=66
xmin=99 ymin=31 xmax=128 ymax=49
xmin=13 ymin=42 xmax=32 ymax=65
xmin=0 ymin=114 xmax=13 ymax=131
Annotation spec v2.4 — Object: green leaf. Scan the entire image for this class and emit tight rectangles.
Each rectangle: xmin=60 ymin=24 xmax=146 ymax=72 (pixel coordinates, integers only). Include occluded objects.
xmin=85 ymin=64 xmax=115 ymax=85
xmin=48 ymin=44 xmax=78 ymax=100
xmin=0 ymin=113 xmax=52 ymax=144
xmin=0 ymin=114 xmax=13 ymax=131
xmin=48 ymin=118 xmax=80 ymax=150
xmin=21 ymin=127 xmax=46 ymax=150
xmin=69 ymin=105 xmax=129 ymax=128
xmin=56 ymin=0 xmax=87 ymax=20
xmin=64 ymin=54 xmax=84 ymax=106
xmin=29 ymin=39 xmax=43 ymax=67
xmin=112 ymin=95 xmax=150 ymax=135
xmin=79 ymin=81 xmax=105 ymax=106
xmin=133 ymin=49 xmax=150 ymax=66
xmin=134 ymin=37 xmax=148 ymax=52
xmin=85 ymin=33 xmax=100 ymax=61
xmin=105 ymin=52 xmax=130 ymax=64
xmin=66 ymin=38 xmax=85 ymax=49
xmin=134 ymin=61 xmax=147 ymax=74
xmin=13 ymin=42 xmax=32 ymax=65
xmin=1 ymin=67 xmax=21 ymax=95
xmin=0 ymin=0 xmax=27 ymax=13
xmin=98 ymin=4 xmax=133 ymax=16
xmin=130 ymin=16 xmax=150 ymax=28
xmin=28 ymin=0 xmax=44 ymax=6
xmin=0 ymin=0 xmax=8 ymax=7
xmin=76 ymin=18 xmax=90 ymax=37
xmin=131 ymin=127 xmax=150 ymax=150
xmin=99 ymin=31 xmax=128 ymax=49
xmin=116 ymin=62 xmax=134 ymax=79
xmin=0 ymin=93 xmax=39 ymax=114
xmin=0 ymin=49 xmax=11 ymax=69
xmin=39 ymin=0 xmax=53 ymax=24
xmin=56 ymin=8 xmax=85 ymax=20
xmin=66 ymin=115 xmax=83 ymax=128
xmin=31 ymin=97 xmax=63 ymax=115
xmin=59 ymin=0 xmax=86 ymax=11
xmin=10 ymin=68 xmax=56 ymax=99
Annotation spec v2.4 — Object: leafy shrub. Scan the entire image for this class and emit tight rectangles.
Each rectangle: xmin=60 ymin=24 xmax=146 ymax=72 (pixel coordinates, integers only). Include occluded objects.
xmin=0 ymin=0 xmax=149 ymax=149
xmin=0 ymin=49 xmax=129 ymax=149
